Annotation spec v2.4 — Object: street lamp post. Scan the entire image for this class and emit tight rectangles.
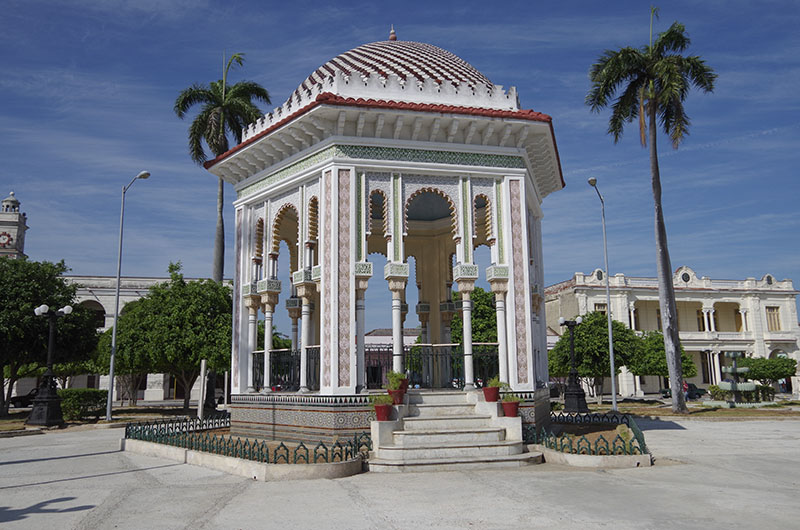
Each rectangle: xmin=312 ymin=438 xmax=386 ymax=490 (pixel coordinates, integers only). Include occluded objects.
xmin=106 ymin=170 xmax=150 ymax=421
xmin=558 ymin=316 xmax=589 ymax=413
xmin=588 ymin=177 xmax=618 ymax=412
xmin=27 ymin=304 xmax=72 ymax=426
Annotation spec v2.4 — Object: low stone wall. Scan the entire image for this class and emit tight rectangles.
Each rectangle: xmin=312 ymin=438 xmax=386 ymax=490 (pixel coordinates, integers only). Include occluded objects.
xmin=519 ymin=388 xmax=551 ymax=429
xmin=230 ymin=393 xmax=373 ymax=443
xmin=121 ymin=438 xmax=363 ymax=481
xmin=529 ymin=444 xmax=652 ymax=468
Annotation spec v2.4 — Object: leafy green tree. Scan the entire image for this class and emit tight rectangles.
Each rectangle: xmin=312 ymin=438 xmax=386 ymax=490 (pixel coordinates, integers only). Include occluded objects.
xmin=0 ymin=258 xmax=99 ymax=415
xmin=627 ymin=331 xmax=696 ymax=379
xmin=107 ymin=263 xmax=232 ymax=412
xmin=738 ymin=356 xmax=797 ymax=387
xmin=94 ymin=299 xmax=156 ymax=405
xmin=586 ymin=8 xmax=716 ymax=413
xmin=174 ymin=53 xmax=270 ymax=283
xmin=451 ymin=287 xmax=497 ymax=344
xmin=549 ymin=312 xmax=642 ymax=402
xmin=257 ymin=321 xmax=293 ymax=350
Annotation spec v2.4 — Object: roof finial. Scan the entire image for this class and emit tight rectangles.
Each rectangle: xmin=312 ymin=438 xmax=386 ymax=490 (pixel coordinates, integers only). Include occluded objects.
xmin=389 ymin=25 xmax=397 ymax=41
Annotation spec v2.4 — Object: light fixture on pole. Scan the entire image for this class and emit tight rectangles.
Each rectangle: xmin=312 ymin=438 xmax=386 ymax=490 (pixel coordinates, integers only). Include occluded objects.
xmin=28 ymin=304 xmax=73 ymax=426
xmin=588 ymin=177 xmax=617 ymax=412
xmin=106 ymin=170 xmax=150 ymax=421
xmin=558 ymin=316 xmax=589 ymax=413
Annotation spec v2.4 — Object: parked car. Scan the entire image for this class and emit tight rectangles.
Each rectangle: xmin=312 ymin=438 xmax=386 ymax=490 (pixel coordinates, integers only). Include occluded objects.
xmin=660 ymin=383 xmax=707 ymax=400
xmin=9 ymin=387 xmax=39 ymax=408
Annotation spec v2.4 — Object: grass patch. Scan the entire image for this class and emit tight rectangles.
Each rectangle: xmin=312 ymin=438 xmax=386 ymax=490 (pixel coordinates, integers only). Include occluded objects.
xmin=0 ymin=411 xmax=29 ymax=432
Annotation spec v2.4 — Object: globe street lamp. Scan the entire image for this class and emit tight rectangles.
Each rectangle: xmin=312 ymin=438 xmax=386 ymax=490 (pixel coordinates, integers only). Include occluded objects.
xmin=558 ymin=316 xmax=589 ymax=413
xmin=27 ymin=304 xmax=73 ymax=426
xmin=588 ymin=177 xmax=618 ymax=412
xmin=106 ymin=170 xmax=150 ymax=421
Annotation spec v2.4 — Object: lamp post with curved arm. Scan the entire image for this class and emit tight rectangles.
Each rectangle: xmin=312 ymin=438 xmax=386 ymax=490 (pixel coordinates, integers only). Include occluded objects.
xmin=106 ymin=171 xmax=150 ymax=421
xmin=588 ymin=177 xmax=618 ymax=412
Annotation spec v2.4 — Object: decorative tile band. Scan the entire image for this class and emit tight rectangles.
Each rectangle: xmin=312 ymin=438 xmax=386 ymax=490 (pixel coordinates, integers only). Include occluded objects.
xmin=257 ymin=278 xmax=282 ymax=293
xmin=354 ymin=261 xmax=373 ymax=277
xmin=384 ymin=262 xmax=410 ymax=279
xmin=293 ymin=269 xmax=313 ymax=285
xmin=453 ymin=263 xmax=479 ymax=281
xmin=486 ymin=265 xmax=510 ymax=282
xmin=237 ymin=144 xmax=526 ymax=199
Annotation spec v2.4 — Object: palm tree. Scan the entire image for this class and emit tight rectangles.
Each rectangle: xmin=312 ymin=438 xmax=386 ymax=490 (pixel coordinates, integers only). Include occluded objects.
xmin=586 ymin=9 xmax=716 ymax=413
xmin=174 ymin=53 xmax=271 ymax=283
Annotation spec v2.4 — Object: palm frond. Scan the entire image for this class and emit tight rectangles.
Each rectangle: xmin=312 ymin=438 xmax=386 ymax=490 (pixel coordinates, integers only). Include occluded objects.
xmin=654 ymin=22 xmax=690 ymax=56
xmin=174 ymin=84 xmax=217 ymax=118
xmin=227 ymin=80 xmax=271 ymax=106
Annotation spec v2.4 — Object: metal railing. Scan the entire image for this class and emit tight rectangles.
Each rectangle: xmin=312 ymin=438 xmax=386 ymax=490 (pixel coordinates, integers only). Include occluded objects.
xmin=365 ymin=343 xmax=499 ymax=389
xmin=521 ymin=412 xmax=649 ymax=456
xmin=252 ymin=348 xmax=321 ymax=392
xmin=124 ymin=414 xmax=371 ymax=464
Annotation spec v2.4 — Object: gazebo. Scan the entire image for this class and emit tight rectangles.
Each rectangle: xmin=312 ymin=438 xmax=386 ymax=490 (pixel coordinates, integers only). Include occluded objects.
xmin=206 ymin=30 xmax=564 ymax=442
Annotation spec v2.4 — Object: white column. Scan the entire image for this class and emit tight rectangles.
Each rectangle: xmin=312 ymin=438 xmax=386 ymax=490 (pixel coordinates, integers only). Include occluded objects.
xmin=299 ymin=299 xmax=311 ymax=392
xmin=461 ymin=292 xmax=475 ymax=390
xmin=356 ymin=289 xmax=366 ymax=392
xmin=739 ymin=309 xmax=749 ymax=332
xmin=263 ymin=305 xmax=274 ymax=392
xmin=391 ymin=290 xmax=403 ymax=373
xmin=709 ymin=308 xmax=717 ymax=332
xmin=712 ymin=351 xmax=722 ymax=383
xmin=291 ymin=319 xmax=299 ymax=350
xmin=703 ymin=309 xmax=711 ymax=332
xmin=244 ymin=297 xmax=259 ymax=392
xmin=494 ymin=289 xmax=509 ymax=384
xmin=629 ymin=302 xmax=637 ymax=330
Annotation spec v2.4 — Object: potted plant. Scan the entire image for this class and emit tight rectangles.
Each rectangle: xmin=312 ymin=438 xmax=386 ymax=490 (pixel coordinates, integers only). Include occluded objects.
xmin=483 ymin=376 xmax=504 ymax=402
xmin=371 ymin=394 xmax=394 ymax=421
xmin=501 ymin=393 xmax=523 ymax=417
xmin=386 ymin=371 xmax=406 ymax=404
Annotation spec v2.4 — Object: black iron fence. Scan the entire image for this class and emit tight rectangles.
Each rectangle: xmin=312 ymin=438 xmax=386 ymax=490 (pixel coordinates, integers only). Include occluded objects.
xmin=124 ymin=413 xmax=371 ymax=464
xmin=252 ymin=348 xmax=321 ymax=392
xmin=366 ymin=343 xmax=499 ymax=389
xmin=521 ymin=411 xmax=649 ymax=456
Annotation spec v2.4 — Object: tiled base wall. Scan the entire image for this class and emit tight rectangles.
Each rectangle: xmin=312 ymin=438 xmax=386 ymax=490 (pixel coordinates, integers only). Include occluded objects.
xmin=230 ymin=395 xmax=373 ymax=443
xmin=520 ymin=389 xmax=552 ymax=430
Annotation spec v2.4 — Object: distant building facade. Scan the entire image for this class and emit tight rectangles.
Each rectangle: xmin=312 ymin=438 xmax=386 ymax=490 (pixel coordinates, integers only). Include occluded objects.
xmin=545 ymin=266 xmax=800 ymax=396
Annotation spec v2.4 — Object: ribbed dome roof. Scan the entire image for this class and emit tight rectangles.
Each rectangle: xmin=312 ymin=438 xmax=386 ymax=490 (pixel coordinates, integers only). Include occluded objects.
xmin=294 ymin=40 xmax=493 ymax=99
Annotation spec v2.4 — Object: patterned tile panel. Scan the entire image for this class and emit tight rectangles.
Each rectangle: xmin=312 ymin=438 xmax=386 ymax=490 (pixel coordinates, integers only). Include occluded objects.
xmin=233 ymin=209 xmax=242 ymax=387
xmin=338 ymin=169 xmax=352 ymax=387
xmin=322 ymin=170 xmax=332 ymax=387
xmin=509 ymin=180 xmax=529 ymax=384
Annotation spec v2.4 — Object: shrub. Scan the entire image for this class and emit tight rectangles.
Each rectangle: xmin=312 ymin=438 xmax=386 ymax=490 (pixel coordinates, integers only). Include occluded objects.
xmin=487 ymin=375 xmax=503 ymax=388
xmin=707 ymin=384 xmax=728 ymax=401
xmin=502 ymin=393 xmax=523 ymax=403
xmin=385 ymin=371 xmax=404 ymax=391
xmin=369 ymin=394 xmax=393 ymax=406
xmin=550 ymin=401 xmax=564 ymax=411
xmin=57 ymin=388 xmax=107 ymax=421
xmin=757 ymin=385 xmax=775 ymax=402
xmin=741 ymin=390 xmax=757 ymax=403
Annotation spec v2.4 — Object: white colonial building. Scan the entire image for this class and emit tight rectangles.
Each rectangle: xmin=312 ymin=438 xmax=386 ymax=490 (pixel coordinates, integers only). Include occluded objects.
xmin=545 ymin=266 xmax=800 ymax=396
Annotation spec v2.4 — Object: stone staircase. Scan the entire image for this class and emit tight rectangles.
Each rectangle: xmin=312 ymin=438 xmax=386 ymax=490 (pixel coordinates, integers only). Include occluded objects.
xmin=369 ymin=390 xmax=542 ymax=472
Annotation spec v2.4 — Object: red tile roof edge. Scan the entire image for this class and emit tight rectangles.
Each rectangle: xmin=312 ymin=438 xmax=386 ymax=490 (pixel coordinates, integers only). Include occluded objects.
xmin=205 ymin=92 xmax=561 ymax=188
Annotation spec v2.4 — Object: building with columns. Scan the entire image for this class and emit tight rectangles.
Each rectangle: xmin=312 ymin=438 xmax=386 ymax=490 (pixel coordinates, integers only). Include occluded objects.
xmin=205 ymin=32 xmax=564 ymax=441
xmin=545 ymin=266 xmax=800 ymax=396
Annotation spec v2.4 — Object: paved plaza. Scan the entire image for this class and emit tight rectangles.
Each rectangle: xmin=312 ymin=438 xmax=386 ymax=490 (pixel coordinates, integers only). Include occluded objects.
xmin=1 ymin=418 xmax=798 ymax=529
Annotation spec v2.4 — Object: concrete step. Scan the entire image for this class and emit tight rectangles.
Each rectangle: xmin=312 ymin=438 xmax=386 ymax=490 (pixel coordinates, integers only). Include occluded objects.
xmin=393 ymin=428 xmax=505 ymax=446
xmin=368 ymin=451 xmax=543 ymax=473
xmin=408 ymin=403 xmax=476 ymax=417
xmin=406 ymin=391 xmax=469 ymax=405
xmin=378 ymin=440 xmax=522 ymax=459
xmin=402 ymin=415 xmax=492 ymax=431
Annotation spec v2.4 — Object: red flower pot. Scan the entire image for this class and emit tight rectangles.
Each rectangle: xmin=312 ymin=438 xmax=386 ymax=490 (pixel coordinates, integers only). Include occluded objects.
xmin=483 ymin=386 xmax=500 ymax=402
xmin=374 ymin=404 xmax=392 ymax=421
xmin=501 ymin=401 xmax=520 ymax=417
xmin=388 ymin=389 xmax=405 ymax=405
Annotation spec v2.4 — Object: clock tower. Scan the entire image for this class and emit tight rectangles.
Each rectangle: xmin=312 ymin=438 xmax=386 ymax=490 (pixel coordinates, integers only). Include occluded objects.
xmin=0 ymin=192 xmax=28 ymax=259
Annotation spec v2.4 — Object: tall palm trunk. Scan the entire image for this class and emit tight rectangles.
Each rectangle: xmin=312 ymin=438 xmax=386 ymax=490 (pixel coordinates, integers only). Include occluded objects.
xmin=649 ymin=103 xmax=688 ymax=413
xmin=212 ymin=176 xmax=224 ymax=283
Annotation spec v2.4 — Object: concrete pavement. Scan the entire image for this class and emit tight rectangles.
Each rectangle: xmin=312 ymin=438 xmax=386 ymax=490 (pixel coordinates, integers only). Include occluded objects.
xmin=1 ymin=418 xmax=798 ymax=529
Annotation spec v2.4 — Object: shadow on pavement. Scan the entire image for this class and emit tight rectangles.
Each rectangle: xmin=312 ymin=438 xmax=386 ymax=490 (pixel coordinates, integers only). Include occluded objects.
xmin=0 ymin=450 xmax=122 ymax=467
xmin=634 ymin=416 xmax=687 ymax=431
xmin=0 ymin=463 xmax=183 ymax=490
xmin=0 ymin=497 xmax=94 ymax=523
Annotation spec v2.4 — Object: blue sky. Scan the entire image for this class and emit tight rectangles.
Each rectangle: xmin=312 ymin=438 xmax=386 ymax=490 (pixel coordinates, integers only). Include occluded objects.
xmin=2 ymin=0 xmax=798 ymax=335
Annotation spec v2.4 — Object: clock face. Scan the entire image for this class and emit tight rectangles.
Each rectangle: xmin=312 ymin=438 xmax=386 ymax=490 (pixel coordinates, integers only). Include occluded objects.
xmin=0 ymin=232 xmax=13 ymax=248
